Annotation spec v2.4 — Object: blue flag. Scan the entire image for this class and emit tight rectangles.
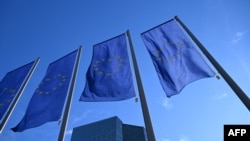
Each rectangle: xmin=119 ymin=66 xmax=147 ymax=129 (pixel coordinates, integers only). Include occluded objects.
xmin=80 ymin=33 xmax=135 ymax=101
xmin=141 ymin=19 xmax=215 ymax=97
xmin=0 ymin=61 xmax=35 ymax=120
xmin=12 ymin=50 xmax=77 ymax=132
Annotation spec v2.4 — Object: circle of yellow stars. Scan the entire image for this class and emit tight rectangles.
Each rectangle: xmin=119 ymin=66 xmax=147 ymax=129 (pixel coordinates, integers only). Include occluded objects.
xmin=0 ymin=87 xmax=16 ymax=108
xmin=92 ymin=55 xmax=124 ymax=77
xmin=35 ymin=73 xmax=67 ymax=95
xmin=153 ymin=40 xmax=185 ymax=64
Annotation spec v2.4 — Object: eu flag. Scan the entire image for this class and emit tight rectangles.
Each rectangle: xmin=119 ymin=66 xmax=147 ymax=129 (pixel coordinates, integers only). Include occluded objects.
xmin=12 ymin=50 xmax=78 ymax=132
xmin=0 ymin=61 xmax=35 ymax=120
xmin=141 ymin=19 xmax=215 ymax=97
xmin=80 ymin=33 xmax=135 ymax=101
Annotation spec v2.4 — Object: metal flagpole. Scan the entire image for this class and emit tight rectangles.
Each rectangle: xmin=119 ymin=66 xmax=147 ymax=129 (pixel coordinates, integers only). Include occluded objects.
xmin=174 ymin=16 xmax=250 ymax=111
xmin=126 ymin=30 xmax=156 ymax=141
xmin=0 ymin=57 xmax=40 ymax=133
xmin=58 ymin=46 xmax=82 ymax=141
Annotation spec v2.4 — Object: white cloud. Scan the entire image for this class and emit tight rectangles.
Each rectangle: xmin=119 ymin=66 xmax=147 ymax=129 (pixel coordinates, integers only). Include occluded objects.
xmin=66 ymin=130 xmax=73 ymax=136
xmin=72 ymin=109 xmax=111 ymax=124
xmin=180 ymin=138 xmax=187 ymax=141
xmin=180 ymin=136 xmax=190 ymax=141
xmin=161 ymin=138 xmax=171 ymax=141
xmin=214 ymin=93 xmax=227 ymax=100
xmin=161 ymin=97 xmax=173 ymax=110
xmin=161 ymin=135 xmax=190 ymax=141
xmin=72 ymin=109 xmax=93 ymax=124
xmin=231 ymin=30 xmax=247 ymax=44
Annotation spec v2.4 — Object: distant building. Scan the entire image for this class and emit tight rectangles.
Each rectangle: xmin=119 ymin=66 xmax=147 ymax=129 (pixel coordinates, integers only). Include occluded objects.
xmin=71 ymin=116 xmax=148 ymax=141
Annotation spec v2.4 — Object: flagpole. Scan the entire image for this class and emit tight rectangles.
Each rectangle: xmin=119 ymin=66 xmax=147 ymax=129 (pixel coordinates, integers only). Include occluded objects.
xmin=0 ymin=58 xmax=40 ymax=133
xmin=58 ymin=46 xmax=82 ymax=141
xmin=174 ymin=16 xmax=250 ymax=111
xmin=126 ymin=30 xmax=156 ymax=141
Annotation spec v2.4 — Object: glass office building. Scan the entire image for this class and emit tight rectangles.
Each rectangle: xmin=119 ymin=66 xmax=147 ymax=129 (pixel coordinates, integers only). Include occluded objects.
xmin=71 ymin=116 xmax=148 ymax=141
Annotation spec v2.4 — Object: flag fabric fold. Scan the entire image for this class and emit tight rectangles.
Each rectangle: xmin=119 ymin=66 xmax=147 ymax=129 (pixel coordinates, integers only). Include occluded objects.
xmin=141 ymin=19 xmax=215 ymax=97
xmin=12 ymin=50 xmax=78 ymax=132
xmin=80 ymin=33 xmax=135 ymax=101
xmin=0 ymin=61 xmax=35 ymax=120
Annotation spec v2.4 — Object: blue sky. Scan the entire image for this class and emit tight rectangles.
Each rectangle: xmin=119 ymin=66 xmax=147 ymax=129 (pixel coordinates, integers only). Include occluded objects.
xmin=0 ymin=0 xmax=249 ymax=141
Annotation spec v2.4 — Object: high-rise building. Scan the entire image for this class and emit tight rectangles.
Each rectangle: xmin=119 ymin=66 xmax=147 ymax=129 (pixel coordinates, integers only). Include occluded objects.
xmin=71 ymin=116 xmax=148 ymax=141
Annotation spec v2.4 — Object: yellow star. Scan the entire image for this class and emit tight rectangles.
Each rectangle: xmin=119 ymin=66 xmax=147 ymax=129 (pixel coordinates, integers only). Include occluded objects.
xmin=3 ymin=87 xmax=8 ymax=91
xmin=52 ymin=87 xmax=57 ymax=91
